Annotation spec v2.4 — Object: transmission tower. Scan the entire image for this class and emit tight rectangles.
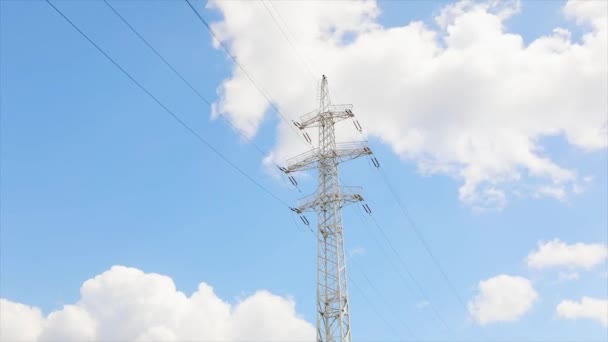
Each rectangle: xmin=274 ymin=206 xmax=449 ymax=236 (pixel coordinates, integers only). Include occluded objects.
xmin=282 ymin=75 xmax=376 ymax=342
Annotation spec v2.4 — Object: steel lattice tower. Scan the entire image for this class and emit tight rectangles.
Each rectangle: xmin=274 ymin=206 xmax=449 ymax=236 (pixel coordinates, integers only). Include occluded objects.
xmin=283 ymin=76 xmax=373 ymax=342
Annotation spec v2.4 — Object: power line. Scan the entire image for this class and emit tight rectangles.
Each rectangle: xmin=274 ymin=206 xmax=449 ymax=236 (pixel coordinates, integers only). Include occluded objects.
xmin=349 ymin=276 xmax=403 ymax=341
xmin=349 ymin=204 xmax=418 ymax=300
xmin=338 ymin=177 xmax=448 ymax=334
xmin=45 ymin=0 xmax=290 ymax=209
xmin=348 ymin=256 xmax=415 ymax=340
xmin=102 ymin=0 xmax=305 ymax=196
xmin=184 ymin=0 xmax=310 ymax=147
xmin=259 ymin=0 xmax=318 ymax=81
xmin=378 ymin=166 xmax=469 ymax=309
xmin=367 ymin=211 xmax=451 ymax=331
xmin=101 ymin=0 xmax=268 ymax=158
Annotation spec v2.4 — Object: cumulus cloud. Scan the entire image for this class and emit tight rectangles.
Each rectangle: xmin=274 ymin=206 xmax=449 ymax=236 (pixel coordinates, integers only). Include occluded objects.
xmin=556 ymin=296 xmax=608 ymax=326
xmin=206 ymin=0 xmax=607 ymax=209
xmin=468 ymin=274 xmax=538 ymax=325
xmin=526 ymin=239 xmax=608 ymax=270
xmin=0 ymin=266 xmax=314 ymax=341
xmin=0 ymin=300 xmax=44 ymax=341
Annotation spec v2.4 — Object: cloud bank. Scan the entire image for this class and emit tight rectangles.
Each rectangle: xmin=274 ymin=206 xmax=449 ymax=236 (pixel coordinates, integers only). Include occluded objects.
xmin=468 ymin=274 xmax=538 ymax=325
xmin=207 ymin=0 xmax=607 ymax=209
xmin=556 ymin=296 xmax=608 ymax=326
xmin=0 ymin=266 xmax=314 ymax=341
xmin=526 ymin=239 xmax=608 ymax=270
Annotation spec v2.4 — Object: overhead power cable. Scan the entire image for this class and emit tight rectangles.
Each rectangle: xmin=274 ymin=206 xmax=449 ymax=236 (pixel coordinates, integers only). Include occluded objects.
xmin=45 ymin=0 xmax=290 ymax=209
xmin=259 ymin=0 xmax=318 ymax=81
xmin=184 ymin=0 xmax=310 ymax=146
xmin=103 ymin=0 xmax=305 ymax=196
xmin=378 ymin=166 xmax=469 ymax=308
xmin=366 ymin=210 xmax=450 ymax=331
xmin=102 ymin=0 xmax=267 ymax=158
xmin=337 ymin=177 xmax=448 ymax=333
xmin=348 ymin=256 xmax=415 ymax=340
xmin=349 ymin=276 xmax=403 ymax=340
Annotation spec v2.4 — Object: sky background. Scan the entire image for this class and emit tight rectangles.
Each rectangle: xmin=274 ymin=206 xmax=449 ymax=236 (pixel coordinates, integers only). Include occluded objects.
xmin=0 ymin=0 xmax=607 ymax=341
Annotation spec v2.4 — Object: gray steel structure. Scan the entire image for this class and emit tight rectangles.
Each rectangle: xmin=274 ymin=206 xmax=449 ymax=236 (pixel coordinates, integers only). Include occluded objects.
xmin=283 ymin=76 xmax=372 ymax=342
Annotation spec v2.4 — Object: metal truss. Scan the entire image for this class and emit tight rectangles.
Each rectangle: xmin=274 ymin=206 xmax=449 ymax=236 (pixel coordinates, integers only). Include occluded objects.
xmin=282 ymin=75 xmax=373 ymax=342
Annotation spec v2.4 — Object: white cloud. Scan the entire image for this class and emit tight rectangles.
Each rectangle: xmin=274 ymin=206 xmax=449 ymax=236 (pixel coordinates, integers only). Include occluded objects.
xmin=526 ymin=239 xmax=608 ymax=270
xmin=0 ymin=300 xmax=44 ymax=341
xmin=0 ymin=266 xmax=314 ymax=341
xmin=206 ymin=0 xmax=607 ymax=209
xmin=556 ymin=296 xmax=608 ymax=326
xmin=468 ymin=274 xmax=538 ymax=325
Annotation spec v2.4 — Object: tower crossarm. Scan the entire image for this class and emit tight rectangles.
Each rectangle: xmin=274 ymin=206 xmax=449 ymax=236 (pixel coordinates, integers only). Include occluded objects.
xmin=333 ymin=142 xmax=372 ymax=164
xmin=285 ymin=148 xmax=320 ymax=173
xmin=296 ymin=186 xmax=364 ymax=213
xmin=284 ymin=142 xmax=373 ymax=174
xmin=295 ymin=105 xmax=355 ymax=130
xmin=338 ymin=188 xmax=365 ymax=206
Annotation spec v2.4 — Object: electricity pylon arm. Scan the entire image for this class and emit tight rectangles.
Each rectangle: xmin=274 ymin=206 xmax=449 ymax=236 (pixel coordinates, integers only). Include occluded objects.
xmin=295 ymin=187 xmax=364 ymax=213
xmin=333 ymin=142 xmax=373 ymax=164
xmin=285 ymin=143 xmax=373 ymax=174
xmin=285 ymin=148 xmax=320 ymax=173
xmin=295 ymin=105 xmax=355 ymax=129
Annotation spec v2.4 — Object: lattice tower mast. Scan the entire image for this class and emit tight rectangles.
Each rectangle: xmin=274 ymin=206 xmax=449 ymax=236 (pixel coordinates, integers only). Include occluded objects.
xmin=283 ymin=75 xmax=374 ymax=342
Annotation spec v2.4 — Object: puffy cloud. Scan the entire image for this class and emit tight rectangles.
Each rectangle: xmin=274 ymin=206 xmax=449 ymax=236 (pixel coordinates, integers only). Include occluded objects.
xmin=563 ymin=0 xmax=608 ymax=28
xmin=468 ymin=274 xmax=538 ymax=325
xmin=206 ymin=0 xmax=607 ymax=209
xmin=556 ymin=297 xmax=608 ymax=326
xmin=526 ymin=239 xmax=608 ymax=270
xmin=0 ymin=266 xmax=314 ymax=341
xmin=0 ymin=300 xmax=44 ymax=341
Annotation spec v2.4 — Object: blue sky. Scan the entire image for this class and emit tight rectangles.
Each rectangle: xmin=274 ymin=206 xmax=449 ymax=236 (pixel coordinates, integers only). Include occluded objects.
xmin=1 ymin=0 xmax=607 ymax=341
